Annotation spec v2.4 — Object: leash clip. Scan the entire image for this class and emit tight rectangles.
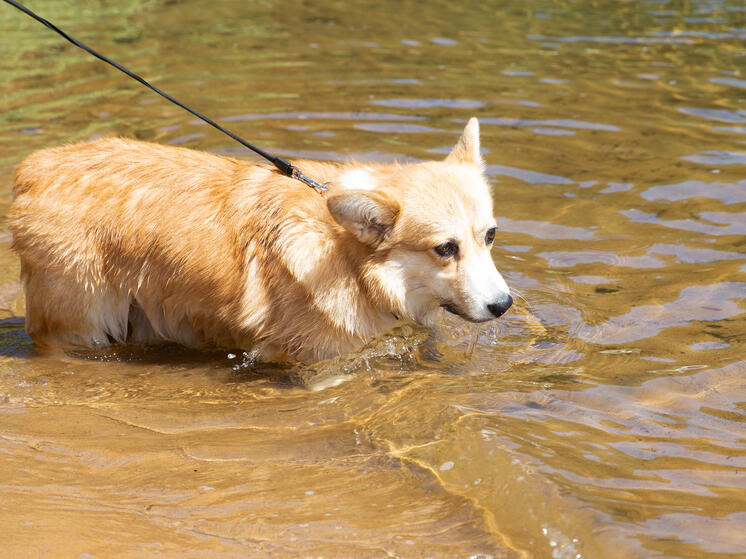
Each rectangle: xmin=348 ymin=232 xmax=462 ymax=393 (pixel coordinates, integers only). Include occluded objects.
xmin=291 ymin=166 xmax=329 ymax=193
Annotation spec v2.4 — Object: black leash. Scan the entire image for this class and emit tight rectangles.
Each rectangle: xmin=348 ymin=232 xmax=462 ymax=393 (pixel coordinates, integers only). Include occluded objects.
xmin=3 ymin=0 xmax=328 ymax=193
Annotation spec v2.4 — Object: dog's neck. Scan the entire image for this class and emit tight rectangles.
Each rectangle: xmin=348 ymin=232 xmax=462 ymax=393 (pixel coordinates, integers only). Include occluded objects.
xmin=242 ymin=165 xmax=402 ymax=360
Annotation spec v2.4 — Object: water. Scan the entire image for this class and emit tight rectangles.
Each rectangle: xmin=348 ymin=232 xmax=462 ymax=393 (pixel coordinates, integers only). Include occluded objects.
xmin=1 ymin=0 xmax=745 ymax=557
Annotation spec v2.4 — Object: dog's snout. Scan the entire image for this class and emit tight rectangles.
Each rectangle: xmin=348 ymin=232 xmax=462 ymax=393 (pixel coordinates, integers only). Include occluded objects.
xmin=487 ymin=295 xmax=513 ymax=318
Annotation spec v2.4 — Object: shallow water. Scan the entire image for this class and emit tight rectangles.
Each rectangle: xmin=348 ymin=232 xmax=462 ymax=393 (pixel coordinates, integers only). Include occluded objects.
xmin=1 ymin=0 xmax=745 ymax=557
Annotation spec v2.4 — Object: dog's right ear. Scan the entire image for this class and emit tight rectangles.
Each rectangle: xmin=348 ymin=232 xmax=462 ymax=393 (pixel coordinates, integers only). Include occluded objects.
xmin=327 ymin=190 xmax=400 ymax=247
xmin=445 ymin=117 xmax=483 ymax=169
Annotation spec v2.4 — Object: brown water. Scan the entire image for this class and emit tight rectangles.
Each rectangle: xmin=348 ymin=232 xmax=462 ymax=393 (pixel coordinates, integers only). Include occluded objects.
xmin=1 ymin=0 xmax=745 ymax=557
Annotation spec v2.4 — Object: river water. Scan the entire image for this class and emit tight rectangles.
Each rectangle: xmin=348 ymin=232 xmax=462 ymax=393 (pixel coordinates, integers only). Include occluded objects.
xmin=1 ymin=1 xmax=744 ymax=557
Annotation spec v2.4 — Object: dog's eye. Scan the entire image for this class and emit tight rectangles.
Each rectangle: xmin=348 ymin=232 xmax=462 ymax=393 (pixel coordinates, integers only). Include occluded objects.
xmin=485 ymin=227 xmax=497 ymax=245
xmin=434 ymin=241 xmax=459 ymax=258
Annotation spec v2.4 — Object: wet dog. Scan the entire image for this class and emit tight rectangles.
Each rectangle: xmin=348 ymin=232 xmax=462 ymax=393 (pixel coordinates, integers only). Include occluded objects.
xmin=9 ymin=118 xmax=512 ymax=361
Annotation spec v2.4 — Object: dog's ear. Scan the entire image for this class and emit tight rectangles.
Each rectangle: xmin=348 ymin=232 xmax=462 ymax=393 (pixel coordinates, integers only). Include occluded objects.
xmin=327 ymin=190 xmax=400 ymax=247
xmin=445 ymin=117 xmax=483 ymax=168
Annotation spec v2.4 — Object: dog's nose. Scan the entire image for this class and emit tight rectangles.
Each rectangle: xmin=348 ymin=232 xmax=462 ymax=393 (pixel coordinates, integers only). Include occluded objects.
xmin=487 ymin=295 xmax=513 ymax=318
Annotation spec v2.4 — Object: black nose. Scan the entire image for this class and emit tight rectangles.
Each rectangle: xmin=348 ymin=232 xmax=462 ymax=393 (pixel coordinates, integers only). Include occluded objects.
xmin=487 ymin=295 xmax=513 ymax=318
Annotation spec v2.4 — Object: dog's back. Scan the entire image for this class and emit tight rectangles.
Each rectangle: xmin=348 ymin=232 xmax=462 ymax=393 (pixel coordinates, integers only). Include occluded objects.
xmin=10 ymin=138 xmax=263 ymax=348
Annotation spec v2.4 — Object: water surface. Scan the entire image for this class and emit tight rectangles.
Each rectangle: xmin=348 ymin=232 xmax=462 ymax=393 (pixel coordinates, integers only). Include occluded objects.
xmin=1 ymin=1 xmax=745 ymax=557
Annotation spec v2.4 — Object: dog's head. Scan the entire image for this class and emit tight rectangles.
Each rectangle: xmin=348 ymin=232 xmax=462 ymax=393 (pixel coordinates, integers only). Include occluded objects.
xmin=327 ymin=117 xmax=512 ymax=325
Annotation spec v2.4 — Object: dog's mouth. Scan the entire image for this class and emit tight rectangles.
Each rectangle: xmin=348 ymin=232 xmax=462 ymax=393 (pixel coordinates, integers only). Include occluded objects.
xmin=441 ymin=302 xmax=462 ymax=317
xmin=440 ymin=302 xmax=492 ymax=323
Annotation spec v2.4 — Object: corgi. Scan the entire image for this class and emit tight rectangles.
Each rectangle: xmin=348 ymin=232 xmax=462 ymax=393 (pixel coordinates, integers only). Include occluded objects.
xmin=8 ymin=118 xmax=512 ymax=361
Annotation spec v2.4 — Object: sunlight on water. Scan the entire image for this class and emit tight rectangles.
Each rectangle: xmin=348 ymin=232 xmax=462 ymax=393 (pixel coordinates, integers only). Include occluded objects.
xmin=0 ymin=0 xmax=745 ymax=557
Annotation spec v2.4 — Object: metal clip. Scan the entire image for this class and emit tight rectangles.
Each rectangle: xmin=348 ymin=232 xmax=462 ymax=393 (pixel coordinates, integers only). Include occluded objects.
xmin=291 ymin=166 xmax=329 ymax=193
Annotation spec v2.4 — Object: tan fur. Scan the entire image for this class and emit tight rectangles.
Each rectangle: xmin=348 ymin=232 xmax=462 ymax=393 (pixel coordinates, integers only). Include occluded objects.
xmin=9 ymin=118 xmax=511 ymax=361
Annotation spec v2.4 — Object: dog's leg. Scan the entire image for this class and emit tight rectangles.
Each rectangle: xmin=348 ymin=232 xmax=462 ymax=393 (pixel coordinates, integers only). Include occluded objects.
xmin=130 ymin=293 xmax=200 ymax=348
xmin=21 ymin=260 xmax=129 ymax=348
xmin=126 ymin=300 xmax=160 ymax=344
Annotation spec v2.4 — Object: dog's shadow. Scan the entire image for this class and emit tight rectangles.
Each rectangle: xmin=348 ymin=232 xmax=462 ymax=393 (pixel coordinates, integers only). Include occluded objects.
xmin=0 ymin=317 xmax=439 ymax=390
xmin=0 ymin=317 xmax=33 ymax=358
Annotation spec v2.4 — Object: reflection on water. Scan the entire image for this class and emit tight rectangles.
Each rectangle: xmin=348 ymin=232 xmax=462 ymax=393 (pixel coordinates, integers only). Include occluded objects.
xmin=577 ymin=282 xmax=746 ymax=344
xmin=641 ymin=179 xmax=746 ymax=203
xmin=1 ymin=0 xmax=745 ymax=557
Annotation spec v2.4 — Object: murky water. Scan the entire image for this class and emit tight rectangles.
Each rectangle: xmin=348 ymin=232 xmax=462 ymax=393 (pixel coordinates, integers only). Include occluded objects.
xmin=1 ymin=0 xmax=745 ymax=557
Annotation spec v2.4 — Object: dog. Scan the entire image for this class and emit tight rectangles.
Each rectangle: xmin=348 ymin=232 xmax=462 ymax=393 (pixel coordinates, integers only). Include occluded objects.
xmin=8 ymin=118 xmax=512 ymax=361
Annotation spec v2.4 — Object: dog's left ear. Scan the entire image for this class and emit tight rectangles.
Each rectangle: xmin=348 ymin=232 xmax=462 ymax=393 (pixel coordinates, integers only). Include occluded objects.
xmin=445 ymin=117 xmax=483 ymax=168
xmin=327 ymin=190 xmax=400 ymax=247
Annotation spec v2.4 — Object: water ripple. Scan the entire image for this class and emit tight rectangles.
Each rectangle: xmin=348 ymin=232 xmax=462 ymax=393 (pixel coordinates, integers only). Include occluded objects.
xmin=190 ymin=112 xmax=427 ymax=125
xmin=681 ymin=151 xmax=746 ymax=166
xmin=431 ymin=37 xmax=458 ymax=46
xmin=481 ymin=117 xmax=619 ymax=132
xmin=647 ymin=243 xmax=745 ymax=264
xmin=709 ymin=77 xmax=746 ymax=89
xmin=486 ymin=165 xmax=574 ymax=184
xmin=678 ymin=107 xmax=746 ymax=124
xmin=577 ymin=282 xmax=746 ymax=344
xmin=371 ymin=98 xmax=484 ymax=109
xmin=641 ymin=513 xmax=746 ymax=554
xmin=527 ymin=33 xmax=694 ymax=45
xmin=641 ymin=179 xmax=746 ymax=204
xmin=532 ymin=127 xmax=575 ymax=136
xmin=499 ymin=218 xmax=595 ymax=240
xmin=538 ymin=250 xmax=664 ymax=269
xmin=354 ymin=122 xmax=443 ymax=134
xmin=622 ymin=209 xmax=746 ymax=236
